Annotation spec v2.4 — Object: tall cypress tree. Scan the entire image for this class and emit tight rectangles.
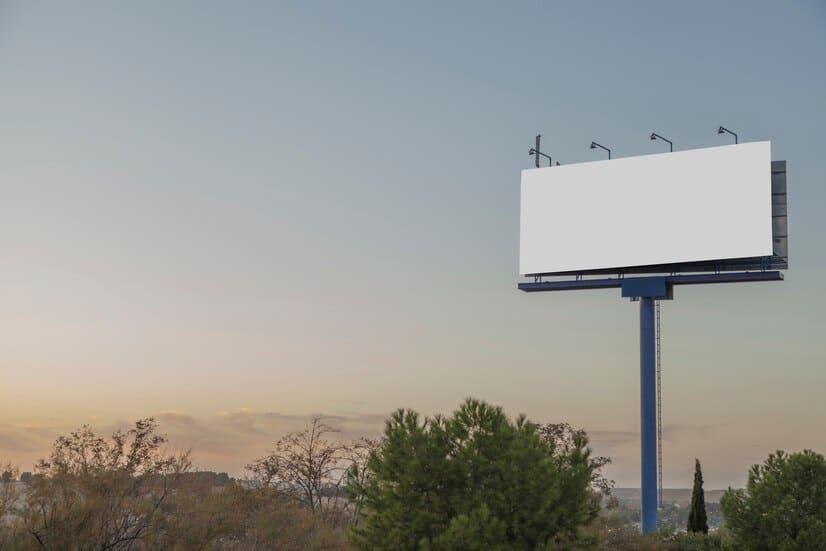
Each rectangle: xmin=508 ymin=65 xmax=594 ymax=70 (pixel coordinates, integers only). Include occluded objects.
xmin=687 ymin=458 xmax=709 ymax=534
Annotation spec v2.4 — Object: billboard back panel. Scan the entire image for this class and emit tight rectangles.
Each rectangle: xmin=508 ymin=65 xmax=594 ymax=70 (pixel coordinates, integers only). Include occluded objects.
xmin=519 ymin=142 xmax=773 ymax=276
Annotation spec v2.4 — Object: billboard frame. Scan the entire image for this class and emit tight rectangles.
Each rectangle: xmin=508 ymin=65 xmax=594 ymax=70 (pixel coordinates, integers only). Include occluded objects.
xmin=521 ymin=159 xmax=787 ymax=278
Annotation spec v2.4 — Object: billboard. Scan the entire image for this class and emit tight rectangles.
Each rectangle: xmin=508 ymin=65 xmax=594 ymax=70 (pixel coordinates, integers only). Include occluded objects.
xmin=519 ymin=141 xmax=775 ymax=276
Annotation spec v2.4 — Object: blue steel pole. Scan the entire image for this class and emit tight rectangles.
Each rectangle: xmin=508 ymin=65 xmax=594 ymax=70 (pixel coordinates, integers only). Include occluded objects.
xmin=640 ymin=297 xmax=658 ymax=534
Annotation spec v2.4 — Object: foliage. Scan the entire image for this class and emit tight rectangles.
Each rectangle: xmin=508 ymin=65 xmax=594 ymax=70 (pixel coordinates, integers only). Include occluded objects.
xmin=1 ymin=477 xmax=350 ymax=550
xmin=588 ymin=517 xmax=726 ymax=551
xmin=343 ymin=436 xmax=381 ymax=527
xmin=0 ymin=462 xmax=20 ymax=521
xmin=158 ymin=483 xmax=350 ymax=550
xmin=535 ymin=422 xmax=614 ymax=497
xmin=687 ymin=459 xmax=708 ymax=534
xmin=0 ymin=420 xmax=354 ymax=550
xmin=10 ymin=414 xmax=824 ymax=550
xmin=347 ymin=398 xmax=603 ymax=550
xmin=668 ymin=531 xmax=725 ymax=551
xmin=720 ymin=449 xmax=826 ymax=551
xmin=18 ymin=418 xmax=191 ymax=548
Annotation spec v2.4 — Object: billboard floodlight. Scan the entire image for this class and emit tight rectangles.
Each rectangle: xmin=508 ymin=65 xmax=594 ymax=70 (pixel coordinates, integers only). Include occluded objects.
xmin=528 ymin=134 xmax=553 ymax=167
xmin=590 ymin=141 xmax=611 ymax=160
xmin=650 ymin=132 xmax=673 ymax=152
xmin=718 ymin=125 xmax=738 ymax=144
xmin=529 ymin=147 xmax=553 ymax=166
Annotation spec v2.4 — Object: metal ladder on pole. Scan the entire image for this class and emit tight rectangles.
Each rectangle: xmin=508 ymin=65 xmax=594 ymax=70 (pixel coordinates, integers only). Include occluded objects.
xmin=656 ymin=301 xmax=663 ymax=509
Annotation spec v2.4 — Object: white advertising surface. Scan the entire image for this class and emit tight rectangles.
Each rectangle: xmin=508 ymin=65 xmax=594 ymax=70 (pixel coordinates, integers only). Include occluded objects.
xmin=520 ymin=141 xmax=773 ymax=275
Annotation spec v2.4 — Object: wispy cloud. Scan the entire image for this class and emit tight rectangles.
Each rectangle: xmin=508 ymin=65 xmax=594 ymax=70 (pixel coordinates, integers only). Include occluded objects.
xmin=588 ymin=429 xmax=638 ymax=447
xmin=156 ymin=411 xmax=199 ymax=426
xmin=662 ymin=423 xmax=725 ymax=442
xmin=587 ymin=423 xmax=726 ymax=450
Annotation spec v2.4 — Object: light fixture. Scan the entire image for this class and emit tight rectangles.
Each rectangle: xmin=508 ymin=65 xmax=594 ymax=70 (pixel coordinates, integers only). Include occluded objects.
xmin=590 ymin=141 xmax=611 ymax=160
xmin=528 ymin=134 xmax=553 ymax=166
xmin=650 ymin=132 xmax=673 ymax=152
xmin=717 ymin=126 xmax=738 ymax=144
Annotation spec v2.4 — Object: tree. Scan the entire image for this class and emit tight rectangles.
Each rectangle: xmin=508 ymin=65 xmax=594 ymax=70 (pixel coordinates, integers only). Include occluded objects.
xmin=160 ymin=474 xmax=350 ymax=549
xmin=0 ymin=462 xmax=20 ymax=522
xmin=687 ymin=459 xmax=708 ymax=534
xmin=1 ymin=420 xmax=355 ymax=550
xmin=20 ymin=418 xmax=192 ymax=548
xmin=343 ymin=436 xmax=382 ymax=527
xmin=535 ymin=422 xmax=614 ymax=497
xmin=720 ymin=449 xmax=826 ymax=550
xmin=248 ymin=416 xmax=343 ymax=517
xmin=247 ymin=416 xmax=378 ymax=527
xmin=347 ymin=398 xmax=603 ymax=550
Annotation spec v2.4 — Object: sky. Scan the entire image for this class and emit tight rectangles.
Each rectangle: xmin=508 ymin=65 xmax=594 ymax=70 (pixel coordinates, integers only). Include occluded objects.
xmin=1 ymin=1 xmax=825 ymax=489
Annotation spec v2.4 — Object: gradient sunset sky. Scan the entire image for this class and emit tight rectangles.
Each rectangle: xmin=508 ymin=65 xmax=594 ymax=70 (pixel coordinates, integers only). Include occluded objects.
xmin=2 ymin=1 xmax=825 ymax=489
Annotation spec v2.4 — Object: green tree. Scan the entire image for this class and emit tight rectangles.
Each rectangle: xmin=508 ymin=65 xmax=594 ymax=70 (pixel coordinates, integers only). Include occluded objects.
xmin=687 ymin=459 xmax=708 ymax=534
xmin=347 ymin=398 xmax=603 ymax=550
xmin=720 ymin=449 xmax=826 ymax=550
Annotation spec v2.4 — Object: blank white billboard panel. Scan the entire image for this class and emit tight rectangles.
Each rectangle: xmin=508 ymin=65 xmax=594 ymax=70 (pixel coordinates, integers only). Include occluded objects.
xmin=520 ymin=142 xmax=773 ymax=275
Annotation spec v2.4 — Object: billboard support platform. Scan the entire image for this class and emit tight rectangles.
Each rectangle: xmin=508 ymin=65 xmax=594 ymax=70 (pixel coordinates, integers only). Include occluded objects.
xmin=518 ymin=142 xmax=787 ymax=535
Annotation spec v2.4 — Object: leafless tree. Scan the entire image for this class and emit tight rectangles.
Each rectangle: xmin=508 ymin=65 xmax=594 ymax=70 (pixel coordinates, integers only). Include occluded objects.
xmin=247 ymin=416 xmax=380 ymax=527
xmin=535 ymin=421 xmax=614 ymax=497
xmin=341 ymin=437 xmax=381 ymax=527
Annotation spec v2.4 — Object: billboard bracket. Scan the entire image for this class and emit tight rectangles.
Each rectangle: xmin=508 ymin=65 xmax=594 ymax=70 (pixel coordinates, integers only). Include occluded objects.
xmin=518 ymin=271 xmax=783 ymax=294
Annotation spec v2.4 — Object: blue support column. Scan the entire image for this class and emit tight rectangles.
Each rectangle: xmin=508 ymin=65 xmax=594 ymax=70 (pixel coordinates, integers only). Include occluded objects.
xmin=640 ymin=297 xmax=658 ymax=534
xmin=518 ymin=272 xmax=786 ymax=535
